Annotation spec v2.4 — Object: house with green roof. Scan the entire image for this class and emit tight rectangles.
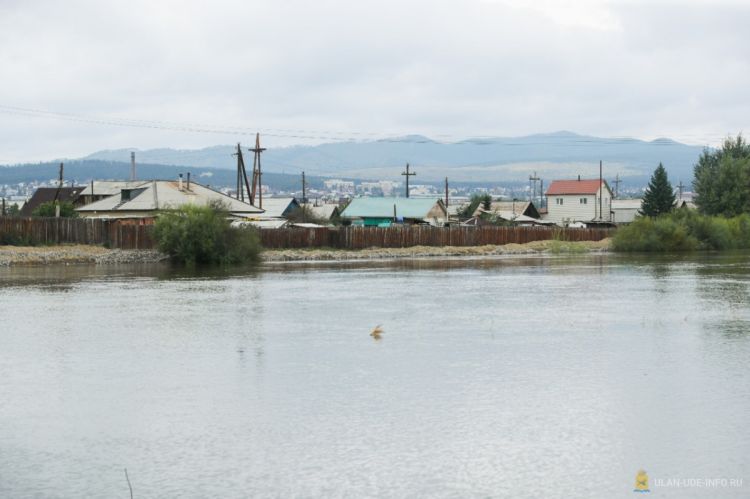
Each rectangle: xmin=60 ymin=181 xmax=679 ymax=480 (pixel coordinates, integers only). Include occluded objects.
xmin=340 ymin=197 xmax=447 ymax=227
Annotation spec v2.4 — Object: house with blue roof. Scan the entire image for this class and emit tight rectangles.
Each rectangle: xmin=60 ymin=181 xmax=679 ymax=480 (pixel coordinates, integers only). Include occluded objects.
xmin=340 ymin=197 xmax=447 ymax=227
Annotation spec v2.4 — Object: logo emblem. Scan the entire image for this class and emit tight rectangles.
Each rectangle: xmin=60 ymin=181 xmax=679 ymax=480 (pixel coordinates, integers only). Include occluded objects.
xmin=634 ymin=469 xmax=650 ymax=493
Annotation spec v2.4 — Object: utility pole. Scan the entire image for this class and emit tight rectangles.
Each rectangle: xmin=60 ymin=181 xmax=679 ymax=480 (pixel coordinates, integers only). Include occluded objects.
xmin=130 ymin=152 xmax=136 ymax=181
xmin=54 ymin=162 xmax=64 ymax=218
xmin=612 ymin=173 xmax=622 ymax=199
xmin=540 ymin=179 xmax=544 ymax=209
xmin=302 ymin=171 xmax=307 ymax=204
xmin=249 ymin=133 xmax=266 ymax=208
xmin=599 ymin=160 xmax=603 ymax=221
xmin=677 ymin=180 xmax=684 ymax=200
xmin=232 ymin=143 xmax=252 ymax=202
xmin=401 ymin=163 xmax=416 ymax=198
xmin=529 ymin=171 xmax=540 ymax=205
xmin=444 ymin=177 xmax=449 ymax=211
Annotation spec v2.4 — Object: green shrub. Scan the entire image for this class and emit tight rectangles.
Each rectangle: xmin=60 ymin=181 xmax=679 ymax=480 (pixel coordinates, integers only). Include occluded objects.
xmin=32 ymin=201 xmax=78 ymax=218
xmin=0 ymin=231 xmax=33 ymax=246
xmin=153 ymin=204 xmax=262 ymax=265
xmin=612 ymin=211 xmax=750 ymax=252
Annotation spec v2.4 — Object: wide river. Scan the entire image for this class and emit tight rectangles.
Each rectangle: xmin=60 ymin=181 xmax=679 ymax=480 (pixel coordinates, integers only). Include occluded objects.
xmin=1 ymin=254 xmax=749 ymax=498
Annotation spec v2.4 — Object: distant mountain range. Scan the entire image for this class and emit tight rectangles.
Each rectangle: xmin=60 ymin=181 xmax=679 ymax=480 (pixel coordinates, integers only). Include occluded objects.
xmin=81 ymin=131 xmax=707 ymax=186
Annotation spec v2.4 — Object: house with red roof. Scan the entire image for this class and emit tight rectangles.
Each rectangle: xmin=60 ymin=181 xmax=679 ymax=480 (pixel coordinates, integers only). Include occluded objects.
xmin=544 ymin=177 xmax=613 ymax=225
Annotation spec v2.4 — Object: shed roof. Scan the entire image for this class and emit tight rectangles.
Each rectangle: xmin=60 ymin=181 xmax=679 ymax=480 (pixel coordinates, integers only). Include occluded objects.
xmin=546 ymin=179 xmax=608 ymax=195
xmin=20 ymin=187 xmax=84 ymax=216
xmin=472 ymin=201 xmax=540 ymax=218
xmin=302 ymin=203 xmax=340 ymax=220
xmin=342 ymin=197 xmax=445 ymax=219
xmin=256 ymin=197 xmax=299 ymax=218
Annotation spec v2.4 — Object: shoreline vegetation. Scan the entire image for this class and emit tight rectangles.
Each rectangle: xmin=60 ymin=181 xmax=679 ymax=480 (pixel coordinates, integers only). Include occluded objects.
xmin=0 ymin=239 xmax=611 ymax=266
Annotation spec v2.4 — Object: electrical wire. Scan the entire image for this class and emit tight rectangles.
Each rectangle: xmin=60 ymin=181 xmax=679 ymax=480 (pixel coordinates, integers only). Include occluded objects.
xmin=0 ymin=103 xmax=732 ymax=147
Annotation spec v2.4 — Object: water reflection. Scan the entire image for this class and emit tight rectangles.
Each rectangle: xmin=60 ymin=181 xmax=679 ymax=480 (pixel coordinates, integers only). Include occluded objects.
xmin=2 ymin=252 xmax=750 ymax=498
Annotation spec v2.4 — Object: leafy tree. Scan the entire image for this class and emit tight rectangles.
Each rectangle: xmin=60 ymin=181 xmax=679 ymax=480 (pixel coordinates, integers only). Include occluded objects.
xmin=32 ymin=201 xmax=78 ymax=218
xmin=458 ymin=193 xmax=492 ymax=218
xmin=693 ymin=134 xmax=750 ymax=216
xmin=152 ymin=203 xmax=261 ymax=265
xmin=3 ymin=202 xmax=20 ymax=216
xmin=640 ymin=163 xmax=675 ymax=217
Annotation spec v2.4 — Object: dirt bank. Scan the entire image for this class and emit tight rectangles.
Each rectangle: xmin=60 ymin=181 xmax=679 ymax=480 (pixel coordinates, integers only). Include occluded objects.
xmin=261 ymin=238 xmax=611 ymax=262
xmin=0 ymin=239 xmax=611 ymax=266
xmin=0 ymin=245 xmax=168 ymax=266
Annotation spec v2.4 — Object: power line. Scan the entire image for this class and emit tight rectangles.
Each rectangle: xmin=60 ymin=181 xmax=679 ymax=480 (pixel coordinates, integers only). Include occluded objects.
xmin=0 ymin=103 xmax=736 ymax=147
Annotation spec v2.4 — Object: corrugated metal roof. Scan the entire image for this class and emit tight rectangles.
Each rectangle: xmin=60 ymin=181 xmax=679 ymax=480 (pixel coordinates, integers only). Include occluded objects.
xmin=257 ymin=197 xmax=298 ymax=218
xmin=546 ymin=179 xmax=607 ymax=195
xmin=342 ymin=197 xmax=444 ymax=219
xmin=472 ymin=201 xmax=539 ymax=218
xmin=76 ymin=180 xmax=262 ymax=214
xmin=78 ymin=181 xmax=145 ymax=197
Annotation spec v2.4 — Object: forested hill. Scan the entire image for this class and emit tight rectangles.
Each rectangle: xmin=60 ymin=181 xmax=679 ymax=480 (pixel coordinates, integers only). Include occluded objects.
xmin=0 ymin=160 xmax=329 ymax=191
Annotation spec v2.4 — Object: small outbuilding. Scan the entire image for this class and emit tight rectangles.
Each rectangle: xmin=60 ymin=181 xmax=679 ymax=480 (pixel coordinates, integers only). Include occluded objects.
xmin=611 ymin=199 xmax=642 ymax=224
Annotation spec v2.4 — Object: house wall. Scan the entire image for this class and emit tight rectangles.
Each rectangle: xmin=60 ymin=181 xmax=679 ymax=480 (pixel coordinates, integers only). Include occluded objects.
xmin=612 ymin=208 xmax=639 ymax=224
xmin=545 ymin=187 xmax=612 ymax=224
xmin=425 ymin=203 xmax=447 ymax=224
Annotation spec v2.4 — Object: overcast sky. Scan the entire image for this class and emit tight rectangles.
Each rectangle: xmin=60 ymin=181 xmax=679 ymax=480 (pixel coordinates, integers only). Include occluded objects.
xmin=1 ymin=0 xmax=749 ymax=163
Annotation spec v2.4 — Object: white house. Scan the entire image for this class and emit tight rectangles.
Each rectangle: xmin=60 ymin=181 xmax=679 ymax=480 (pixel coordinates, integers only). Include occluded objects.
xmin=544 ymin=178 xmax=613 ymax=225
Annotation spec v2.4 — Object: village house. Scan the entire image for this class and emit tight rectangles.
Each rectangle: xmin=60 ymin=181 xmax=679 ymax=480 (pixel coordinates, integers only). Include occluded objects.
xmin=341 ymin=197 xmax=447 ymax=226
xmin=19 ymin=187 xmax=85 ymax=216
xmin=544 ymin=178 xmax=613 ymax=225
xmin=76 ymin=179 xmax=263 ymax=219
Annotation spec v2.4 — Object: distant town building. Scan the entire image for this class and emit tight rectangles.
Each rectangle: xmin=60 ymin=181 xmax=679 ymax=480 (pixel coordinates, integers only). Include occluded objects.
xmin=323 ymin=179 xmax=355 ymax=195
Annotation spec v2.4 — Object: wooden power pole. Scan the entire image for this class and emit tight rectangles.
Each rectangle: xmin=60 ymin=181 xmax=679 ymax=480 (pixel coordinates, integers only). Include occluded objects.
xmin=233 ymin=143 xmax=252 ymax=202
xmin=249 ymin=133 xmax=266 ymax=208
xmin=612 ymin=173 xmax=622 ymax=199
xmin=401 ymin=163 xmax=416 ymax=198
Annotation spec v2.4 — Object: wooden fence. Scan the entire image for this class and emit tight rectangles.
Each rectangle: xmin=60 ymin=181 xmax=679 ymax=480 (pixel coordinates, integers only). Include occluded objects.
xmin=0 ymin=216 xmax=154 ymax=250
xmin=1 ymin=217 xmax=614 ymax=251
xmin=258 ymin=225 xmax=615 ymax=249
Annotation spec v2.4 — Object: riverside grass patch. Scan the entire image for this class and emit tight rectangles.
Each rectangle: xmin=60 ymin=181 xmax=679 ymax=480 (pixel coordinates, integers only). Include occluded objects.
xmin=612 ymin=210 xmax=750 ymax=252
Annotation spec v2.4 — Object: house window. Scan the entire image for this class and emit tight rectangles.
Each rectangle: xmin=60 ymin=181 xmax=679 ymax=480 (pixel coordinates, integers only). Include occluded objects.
xmin=556 ymin=198 xmax=563 ymax=205
xmin=580 ymin=198 xmax=587 ymax=204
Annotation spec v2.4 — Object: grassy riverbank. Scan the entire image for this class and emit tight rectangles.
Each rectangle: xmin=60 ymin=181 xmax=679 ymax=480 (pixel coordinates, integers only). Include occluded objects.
xmin=0 ymin=239 xmax=611 ymax=266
